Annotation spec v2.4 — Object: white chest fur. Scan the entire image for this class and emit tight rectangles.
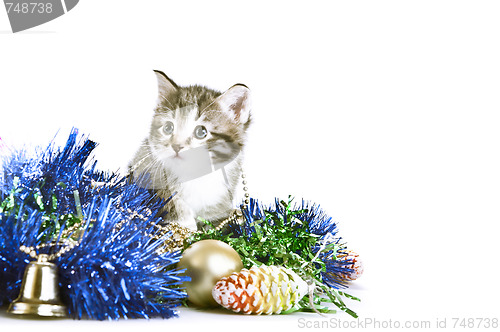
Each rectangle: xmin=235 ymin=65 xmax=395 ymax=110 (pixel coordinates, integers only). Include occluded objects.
xmin=178 ymin=167 xmax=231 ymax=213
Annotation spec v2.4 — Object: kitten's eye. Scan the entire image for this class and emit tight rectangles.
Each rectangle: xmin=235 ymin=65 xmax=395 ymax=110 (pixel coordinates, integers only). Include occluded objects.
xmin=163 ymin=121 xmax=174 ymax=135
xmin=194 ymin=125 xmax=207 ymax=139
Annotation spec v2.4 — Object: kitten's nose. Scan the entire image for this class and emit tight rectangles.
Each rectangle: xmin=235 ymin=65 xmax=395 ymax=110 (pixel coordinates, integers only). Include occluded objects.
xmin=172 ymin=144 xmax=184 ymax=154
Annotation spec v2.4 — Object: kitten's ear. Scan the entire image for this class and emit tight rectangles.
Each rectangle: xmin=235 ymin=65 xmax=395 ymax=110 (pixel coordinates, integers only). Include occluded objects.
xmin=154 ymin=70 xmax=178 ymax=105
xmin=216 ymin=84 xmax=251 ymax=124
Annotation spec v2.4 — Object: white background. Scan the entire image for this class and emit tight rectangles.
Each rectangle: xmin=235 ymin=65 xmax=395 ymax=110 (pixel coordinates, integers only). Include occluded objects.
xmin=1 ymin=1 xmax=500 ymax=331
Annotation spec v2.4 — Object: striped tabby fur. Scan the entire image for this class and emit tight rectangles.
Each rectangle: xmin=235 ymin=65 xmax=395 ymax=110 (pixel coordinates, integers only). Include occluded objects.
xmin=128 ymin=70 xmax=251 ymax=230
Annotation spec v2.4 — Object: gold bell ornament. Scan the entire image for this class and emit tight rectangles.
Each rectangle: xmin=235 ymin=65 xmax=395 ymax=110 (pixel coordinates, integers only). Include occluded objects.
xmin=8 ymin=254 xmax=67 ymax=317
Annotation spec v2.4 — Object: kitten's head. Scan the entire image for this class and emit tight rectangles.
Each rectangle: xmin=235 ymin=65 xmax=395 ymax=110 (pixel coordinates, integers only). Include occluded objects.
xmin=148 ymin=70 xmax=251 ymax=181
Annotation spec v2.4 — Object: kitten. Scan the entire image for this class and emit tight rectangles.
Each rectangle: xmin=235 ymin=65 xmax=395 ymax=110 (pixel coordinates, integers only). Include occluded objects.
xmin=128 ymin=70 xmax=251 ymax=230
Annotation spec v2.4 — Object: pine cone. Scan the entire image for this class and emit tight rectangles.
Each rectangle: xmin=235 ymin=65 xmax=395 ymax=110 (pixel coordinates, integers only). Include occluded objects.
xmin=212 ymin=265 xmax=308 ymax=314
xmin=337 ymin=250 xmax=364 ymax=281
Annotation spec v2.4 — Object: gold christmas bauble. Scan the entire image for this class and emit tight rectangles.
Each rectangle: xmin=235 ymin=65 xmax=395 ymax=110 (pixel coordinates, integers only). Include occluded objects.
xmin=178 ymin=239 xmax=243 ymax=307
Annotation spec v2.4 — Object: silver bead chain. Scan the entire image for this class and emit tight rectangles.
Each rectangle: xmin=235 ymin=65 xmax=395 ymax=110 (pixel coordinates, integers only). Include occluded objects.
xmin=212 ymin=169 xmax=250 ymax=232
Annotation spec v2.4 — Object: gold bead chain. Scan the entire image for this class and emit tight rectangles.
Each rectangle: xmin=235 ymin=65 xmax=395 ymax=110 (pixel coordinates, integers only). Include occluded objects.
xmin=19 ymin=239 xmax=80 ymax=261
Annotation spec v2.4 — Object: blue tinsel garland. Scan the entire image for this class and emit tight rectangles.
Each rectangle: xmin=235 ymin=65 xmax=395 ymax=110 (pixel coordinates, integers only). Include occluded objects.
xmin=0 ymin=129 xmax=188 ymax=320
